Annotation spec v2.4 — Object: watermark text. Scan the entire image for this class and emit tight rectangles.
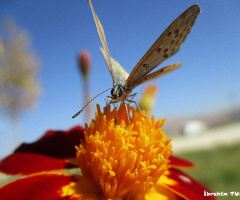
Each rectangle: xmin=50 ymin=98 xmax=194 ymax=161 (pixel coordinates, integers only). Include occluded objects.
xmin=204 ymin=190 xmax=240 ymax=197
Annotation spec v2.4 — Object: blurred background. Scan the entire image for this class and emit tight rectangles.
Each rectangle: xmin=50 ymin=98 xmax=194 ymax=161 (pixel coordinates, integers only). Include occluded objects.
xmin=0 ymin=1 xmax=240 ymax=198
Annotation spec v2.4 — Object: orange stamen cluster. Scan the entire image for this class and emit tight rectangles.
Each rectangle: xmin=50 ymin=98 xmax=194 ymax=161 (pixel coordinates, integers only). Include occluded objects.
xmin=76 ymin=104 xmax=172 ymax=199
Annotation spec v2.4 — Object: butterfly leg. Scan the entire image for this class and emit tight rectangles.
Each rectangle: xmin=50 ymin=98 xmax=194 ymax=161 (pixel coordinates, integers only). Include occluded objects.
xmin=106 ymin=97 xmax=119 ymax=124
xmin=125 ymin=99 xmax=147 ymax=118
xmin=128 ymin=92 xmax=137 ymax=101
xmin=124 ymin=93 xmax=137 ymax=109
xmin=123 ymin=100 xmax=131 ymax=124
xmin=114 ymin=103 xmax=118 ymax=125
xmin=108 ymin=101 xmax=118 ymax=125
xmin=100 ymin=99 xmax=110 ymax=121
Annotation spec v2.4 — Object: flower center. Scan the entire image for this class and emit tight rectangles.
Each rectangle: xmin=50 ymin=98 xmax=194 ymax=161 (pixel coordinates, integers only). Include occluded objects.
xmin=76 ymin=104 xmax=172 ymax=199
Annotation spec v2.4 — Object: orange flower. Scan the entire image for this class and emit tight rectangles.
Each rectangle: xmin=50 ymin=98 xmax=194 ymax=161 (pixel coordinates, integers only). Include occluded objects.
xmin=77 ymin=104 xmax=171 ymax=199
xmin=0 ymin=104 xmax=216 ymax=200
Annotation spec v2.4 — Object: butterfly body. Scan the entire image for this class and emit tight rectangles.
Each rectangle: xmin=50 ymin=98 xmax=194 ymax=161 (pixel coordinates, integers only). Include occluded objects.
xmin=100 ymin=47 xmax=133 ymax=104
xmin=72 ymin=1 xmax=200 ymax=119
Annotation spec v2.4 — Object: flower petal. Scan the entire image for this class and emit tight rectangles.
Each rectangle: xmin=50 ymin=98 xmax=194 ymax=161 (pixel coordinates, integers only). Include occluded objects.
xmin=15 ymin=126 xmax=85 ymax=158
xmin=0 ymin=173 xmax=98 ymax=200
xmin=0 ymin=153 xmax=78 ymax=175
xmin=170 ymin=155 xmax=195 ymax=168
xmin=159 ymin=169 xmax=216 ymax=200
xmin=146 ymin=182 xmax=182 ymax=200
xmin=0 ymin=126 xmax=84 ymax=175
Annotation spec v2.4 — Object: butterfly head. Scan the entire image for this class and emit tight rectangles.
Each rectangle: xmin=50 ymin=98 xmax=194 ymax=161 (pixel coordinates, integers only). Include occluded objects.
xmin=111 ymin=85 xmax=124 ymax=99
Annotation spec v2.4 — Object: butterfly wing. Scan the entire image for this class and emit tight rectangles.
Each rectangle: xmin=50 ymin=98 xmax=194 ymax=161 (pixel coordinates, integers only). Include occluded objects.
xmin=87 ymin=0 xmax=115 ymax=82
xmin=125 ymin=4 xmax=200 ymax=91
xmin=131 ymin=63 xmax=182 ymax=88
xmin=100 ymin=47 xmax=129 ymax=84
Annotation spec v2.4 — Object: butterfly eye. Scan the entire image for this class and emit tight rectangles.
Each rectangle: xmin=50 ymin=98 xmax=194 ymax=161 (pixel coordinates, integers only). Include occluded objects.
xmin=111 ymin=87 xmax=122 ymax=98
xmin=111 ymin=88 xmax=116 ymax=97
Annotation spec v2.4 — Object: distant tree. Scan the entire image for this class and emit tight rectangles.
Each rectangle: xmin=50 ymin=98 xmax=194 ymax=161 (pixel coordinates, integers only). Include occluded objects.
xmin=0 ymin=17 xmax=41 ymax=122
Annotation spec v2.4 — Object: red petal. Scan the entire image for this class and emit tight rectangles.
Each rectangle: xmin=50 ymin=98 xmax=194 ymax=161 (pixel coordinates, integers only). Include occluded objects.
xmin=0 ymin=153 xmax=78 ymax=175
xmin=0 ymin=173 xmax=95 ymax=200
xmin=15 ymin=126 xmax=85 ymax=159
xmin=170 ymin=155 xmax=195 ymax=168
xmin=160 ymin=169 xmax=216 ymax=200
xmin=0 ymin=126 xmax=84 ymax=175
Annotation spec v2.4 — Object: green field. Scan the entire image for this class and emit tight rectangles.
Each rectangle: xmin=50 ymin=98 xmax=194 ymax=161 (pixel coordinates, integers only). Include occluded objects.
xmin=174 ymin=144 xmax=240 ymax=200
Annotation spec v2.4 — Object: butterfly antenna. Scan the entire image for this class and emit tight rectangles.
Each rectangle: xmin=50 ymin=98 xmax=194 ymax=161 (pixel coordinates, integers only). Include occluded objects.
xmin=72 ymin=88 xmax=112 ymax=118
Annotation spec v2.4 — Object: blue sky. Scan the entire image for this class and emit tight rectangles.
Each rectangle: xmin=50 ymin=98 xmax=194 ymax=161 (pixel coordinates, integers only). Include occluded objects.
xmin=0 ymin=0 xmax=240 ymax=158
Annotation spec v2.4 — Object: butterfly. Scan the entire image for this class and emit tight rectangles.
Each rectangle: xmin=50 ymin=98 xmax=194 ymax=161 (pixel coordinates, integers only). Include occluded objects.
xmin=73 ymin=0 xmax=201 ymax=120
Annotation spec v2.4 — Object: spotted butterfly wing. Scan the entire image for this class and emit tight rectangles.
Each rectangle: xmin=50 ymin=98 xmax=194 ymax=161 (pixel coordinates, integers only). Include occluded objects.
xmin=125 ymin=4 xmax=201 ymax=92
xmin=131 ymin=63 xmax=182 ymax=89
